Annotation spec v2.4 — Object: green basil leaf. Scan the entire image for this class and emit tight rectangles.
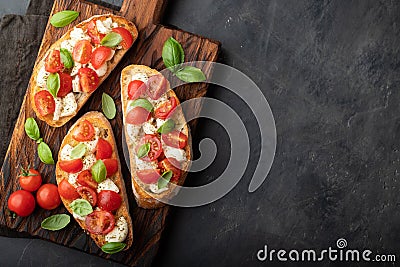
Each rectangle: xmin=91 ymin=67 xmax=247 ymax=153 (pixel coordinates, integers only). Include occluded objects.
xmin=91 ymin=160 xmax=107 ymax=183
xmin=158 ymin=170 xmax=173 ymax=189
xmin=47 ymin=73 xmax=60 ymax=98
xmin=50 ymin=10 xmax=79 ymax=28
xmin=41 ymin=214 xmax=70 ymax=231
xmin=157 ymin=119 xmax=175 ymax=134
xmin=60 ymin=48 xmax=74 ymax=69
xmin=101 ymin=242 xmax=126 ymax=254
xmin=130 ymin=98 xmax=153 ymax=112
xmin=102 ymin=93 xmax=116 ymax=120
xmin=70 ymin=143 xmax=87 ymax=159
xmin=24 ymin=117 xmax=40 ymax=141
xmin=101 ymin=32 xmax=122 ymax=48
xmin=37 ymin=142 xmax=54 ymax=164
xmin=137 ymin=143 xmax=150 ymax=158
xmin=175 ymin=66 xmax=206 ymax=83
xmin=69 ymin=199 xmax=93 ymax=217
xmin=162 ymin=37 xmax=185 ymax=71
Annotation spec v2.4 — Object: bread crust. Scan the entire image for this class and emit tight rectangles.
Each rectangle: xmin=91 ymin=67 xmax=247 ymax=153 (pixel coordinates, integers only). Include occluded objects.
xmin=30 ymin=14 xmax=138 ymax=127
xmin=55 ymin=111 xmax=133 ymax=250
xmin=121 ymin=65 xmax=192 ymax=209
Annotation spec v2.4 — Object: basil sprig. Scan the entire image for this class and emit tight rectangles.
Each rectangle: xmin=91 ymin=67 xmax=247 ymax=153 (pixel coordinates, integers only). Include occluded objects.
xmin=70 ymin=199 xmax=93 ymax=217
xmin=101 ymin=32 xmax=122 ymax=48
xmin=162 ymin=37 xmax=206 ymax=82
xmin=158 ymin=170 xmax=173 ymax=189
xmin=47 ymin=73 xmax=60 ymax=98
xmin=70 ymin=143 xmax=87 ymax=159
xmin=38 ymin=142 xmax=55 ymax=164
xmin=41 ymin=214 xmax=70 ymax=231
xmin=137 ymin=143 xmax=150 ymax=158
xmin=101 ymin=242 xmax=126 ymax=254
xmin=24 ymin=117 xmax=40 ymax=141
xmin=50 ymin=10 xmax=79 ymax=28
xmin=102 ymin=93 xmax=116 ymax=120
xmin=60 ymin=48 xmax=74 ymax=69
xmin=91 ymin=160 xmax=107 ymax=183
xmin=157 ymin=119 xmax=175 ymax=134
xmin=130 ymin=98 xmax=153 ymax=112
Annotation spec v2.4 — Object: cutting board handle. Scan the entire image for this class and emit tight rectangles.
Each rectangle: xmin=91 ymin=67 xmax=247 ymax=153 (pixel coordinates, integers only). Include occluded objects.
xmin=120 ymin=0 xmax=168 ymax=30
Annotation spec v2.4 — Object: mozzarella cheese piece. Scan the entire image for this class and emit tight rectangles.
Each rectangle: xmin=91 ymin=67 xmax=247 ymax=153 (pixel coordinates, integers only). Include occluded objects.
xmin=149 ymin=183 xmax=169 ymax=194
xmin=135 ymin=156 xmax=158 ymax=170
xmin=163 ymin=146 xmax=186 ymax=162
xmin=126 ymin=124 xmax=140 ymax=141
xmin=60 ymin=144 xmax=73 ymax=160
xmin=96 ymin=18 xmax=113 ymax=34
xmin=68 ymin=173 xmax=79 ymax=186
xmin=82 ymin=154 xmax=97 ymax=170
xmin=70 ymin=27 xmax=91 ymax=42
xmin=143 ymin=120 xmax=157 ymax=134
xmin=149 ymin=94 xmax=168 ymax=107
xmin=53 ymin=97 xmax=63 ymax=121
xmin=72 ymin=76 xmax=81 ymax=92
xmin=71 ymin=62 xmax=83 ymax=76
xmin=73 ymin=212 xmax=86 ymax=221
xmin=131 ymin=72 xmax=148 ymax=83
xmin=88 ymin=62 xmax=107 ymax=77
xmin=60 ymin=40 xmax=74 ymax=54
xmin=97 ymin=178 xmax=119 ymax=193
xmin=37 ymin=66 xmax=49 ymax=88
xmin=105 ymin=216 xmax=128 ymax=243
xmin=60 ymin=93 xmax=78 ymax=117
xmin=156 ymin=118 xmax=166 ymax=129
xmin=83 ymin=139 xmax=98 ymax=154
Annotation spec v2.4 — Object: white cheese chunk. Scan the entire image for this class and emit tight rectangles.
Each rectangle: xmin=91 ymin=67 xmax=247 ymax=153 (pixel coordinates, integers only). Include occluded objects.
xmin=60 ymin=93 xmax=77 ymax=117
xmin=135 ymin=156 xmax=158 ymax=170
xmin=37 ymin=66 xmax=49 ymax=88
xmin=72 ymin=76 xmax=81 ymax=92
xmin=60 ymin=144 xmax=73 ymax=160
xmin=107 ymin=49 xmax=115 ymax=61
xmin=68 ymin=173 xmax=79 ymax=186
xmin=73 ymin=212 xmax=86 ymax=221
xmin=71 ymin=62 xmax=83 ymax=76
xmin=143 ymin=120 xmax=157 ymax=134
xmin=126 ymin=124 xmax=140 ymax=142
xmin=88 ymin=62 xmax=107 ymax=77
xmin=156 ymin=118 xmax=166 ymax=128
xmin=105 ymin=216 xmax=128 ymax=243
xmin=82 ymin=154 xmax=97 ymax=170
xmin=70 ymin=27 xmax=91 ymax=41
xmin=53 ymin=97 xmax=63 ymax=121
xmin=131 ymin=72 xmax=148 ymax=83
xmin=112 ymin=22 xmax=118 ymax=28
xmin=97 ymin=178 xmax=119 ymax=193
xmin=163 ymin=146 xmax=186 ymax=162
xmin=82 ymin=139 xmax=98 ymax=154
xmin=149 ymin=94 xmax=168 ymax=107
xmin=96 ymin=18 xmax=113 ymax=34
xmin=149 ymin=183 xmax=169 ymax=194
xmin=60 ymin=40 xmax=74 ymax=54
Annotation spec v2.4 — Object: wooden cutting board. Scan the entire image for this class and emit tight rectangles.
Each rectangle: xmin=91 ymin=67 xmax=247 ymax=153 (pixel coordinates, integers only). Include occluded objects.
xmin=0 ymin=0 xmax=220 ymax=266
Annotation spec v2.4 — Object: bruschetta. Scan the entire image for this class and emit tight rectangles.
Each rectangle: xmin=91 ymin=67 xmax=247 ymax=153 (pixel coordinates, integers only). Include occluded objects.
xmin=121 ymin=65 xmax=192 ymax=209
xmin=56 ymin=111 xmax=133 ymax=250
xmin=31 ymin=14 xmax=138 ymax=127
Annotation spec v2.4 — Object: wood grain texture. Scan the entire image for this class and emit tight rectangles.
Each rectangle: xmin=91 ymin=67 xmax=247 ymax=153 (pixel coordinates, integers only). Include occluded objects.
xmin=0 ymin=0 xmax=220 ymax=266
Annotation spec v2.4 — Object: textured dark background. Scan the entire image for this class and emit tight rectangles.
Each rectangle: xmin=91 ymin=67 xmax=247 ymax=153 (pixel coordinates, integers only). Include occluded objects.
xmin=1 ymin=0 xmax=400 ymax=266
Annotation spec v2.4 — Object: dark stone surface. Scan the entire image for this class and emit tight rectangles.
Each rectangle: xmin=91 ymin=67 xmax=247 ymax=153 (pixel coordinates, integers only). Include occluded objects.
xmin=1 ymin=0 xmax=400 ymax=266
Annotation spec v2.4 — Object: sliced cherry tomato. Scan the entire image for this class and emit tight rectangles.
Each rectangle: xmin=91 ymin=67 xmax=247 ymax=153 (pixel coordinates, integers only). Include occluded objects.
xmin=103 ymin=158 xmax=118 ymax=177
xmin=57 ymin=73 xmax=73 ymax=97
xmin=78 ymin=68 xmax=99 ymax=93
xmin=97 ymin=190 xmax=122 ymax=212
xmin=36 ymin=184 xmax=61 ymax=210
xmin=136 ymin=169 xmax=161 ymax=184
xmin=154 ymin=97 xmax=177 ymax=119
xmin=147 ymin=74 xmax=167 ymax=100
xmin=126 ymin=107 xmax=150 ymax=125
xmin=162 ymin=130 xmax=188 ymax=149
xmin=112 ymin=27 xmax=133 ymax=49
xmin=96 ymin=138 xmax=113 ymax=160
xmin=73 ymin=40 xmax=93 ymax=64
xmin=128 ymin=80 xmax=147 ymax=100
xmin=45 ymin=50 xmax=63 ymax=73
xmin=77 ymin=170 xmax=98 ymax=189
xmin=34 ymin=90 xmax=56 ymax=116
xmin=77 ymin=186 xmax=97 ymax=206
xmin=8 ymin=190 xmax=35 ymax=217
xmin=58 ymin=179 xmax=79 ymax=200
xmin=85 ymin=210 xmax=115 ymax=234
xmin=86 ymin=20 xmax=106 ymax=45
xmin=137 ymin=135 xmax=163 ymax=162
xmin=72 ymin=119 xmax=95 ymax=142
xmin=159 ymin=158 xmax=181 ymax=183
xmin=19 ymin=168 xmax=42 ymax=192
xmin=59 ymin=159 xmax=83 ymax=173
xmin=91 ymin=46 xmax=112 ymax=69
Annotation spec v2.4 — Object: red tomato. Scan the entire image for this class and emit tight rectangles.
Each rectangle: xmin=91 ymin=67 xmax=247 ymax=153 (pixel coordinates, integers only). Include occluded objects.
xmin=45 ymin=50 xmax=63 ymax=73
xmin=147 ymin=74 xmax=167 ymax=100
xmin=18 ymin=168 xmax=42 ymax=192
xmin=86 ymin=20 xmax=106 ymax=45
xmin=91 ymin=46 xmax=112 ymax=69
xmin=77 ymin=170 xmax=98 ymax=189
xmin=77 ymin=186 xmax=97 ymax=206
xmin=126 ymin=107 xmax=150 ymax=125
xmin=137 ymin=135 xmax=163 ymax=162
xmin=78 ymin=68 xmax=99 ymax=93
xmin=59 ymin=159 xmax=83 ymax=173
xmin=112 ymin=27 xmax=133 ymax=49
xmin=72 ymin=119 xmax=95 ymax=142
xmin=159 ymin=158 xmax=181 ymax=183
xmin=36 ymin=184 xmax=61 ymax=210
xmin=154 ymin=97 xmax=177 ymax=119
xmin=136 ymin=169 xmax=161 ymax=184
xmin=162 ymin=130 xmax=188 ymax=149
xmin=96 ymin=138 xmax=113 ymax=160
xmin=85 ymin=210 xmax=115 ymax=234
xmin=8 ymin=190 xmax=35 ymax=217
xmin=73 ymin=40 xmax=93 ymax=64
xmin=128 ymin=80 xmax=147 ymax=100
xmin=34 ymin=90 xmax=56 ymax=116
xmin=58 ymin=179 xmax=79 ymax=200
xmin=57 ymin=73 xmax=73 ymax=97
xmin=103 ymin=159 xmax=118 ymax=177
xmin=97 ymin=190 xmax=122 ymax=212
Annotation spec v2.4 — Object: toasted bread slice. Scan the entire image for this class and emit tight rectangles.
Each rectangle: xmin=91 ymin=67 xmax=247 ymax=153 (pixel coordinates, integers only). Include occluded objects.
xmin=31 ymin=14 xmax=138 ymax=127
xmin=55 ymin=111 xmax=133 ymax=249
xmin=121 ymin=65 xmax=192 ymax=209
